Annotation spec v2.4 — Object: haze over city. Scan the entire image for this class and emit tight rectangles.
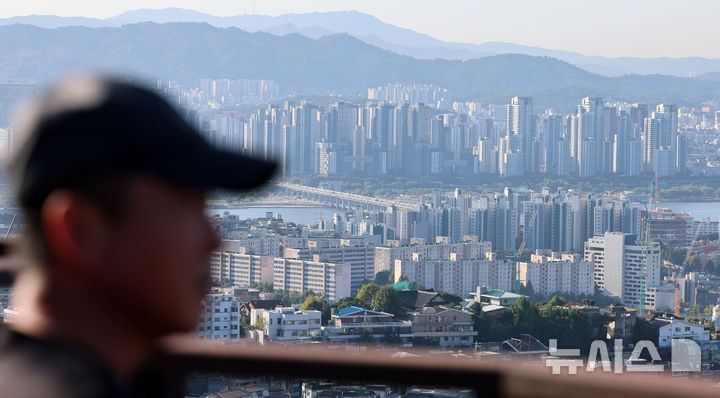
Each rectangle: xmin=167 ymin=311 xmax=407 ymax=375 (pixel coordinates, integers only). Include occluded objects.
xmin=1 ymin=0 xmax=720 ymax=396
xmin=2 ymin=0 xmax=720 ymax=58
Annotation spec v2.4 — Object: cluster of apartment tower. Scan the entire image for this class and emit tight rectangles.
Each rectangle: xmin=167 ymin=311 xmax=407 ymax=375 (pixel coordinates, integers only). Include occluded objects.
xmin=210 ymin=231 xmax=663 ymax=310
xmin=172 ymin=87 xmax=687 ymax=178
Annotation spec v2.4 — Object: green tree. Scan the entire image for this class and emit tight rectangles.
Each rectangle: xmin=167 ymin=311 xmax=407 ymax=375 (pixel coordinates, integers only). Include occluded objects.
xmin=703 ymin=260 xmax=717 ymax=275
xmin=547 ymin=295 xmax=568 ymax=307
xmin=214 ymin=278 xmax=232 ymax=288
xmin=510 ymin=297 xmax=540 ymax=333
xmin=632 ymin=318 xmax=658 ymax=346
xmin=687 ymin=255 xmax=702 ymax=272
xmin=239 ymin=316 xmax=250 ymax=336
xmin=300 ymin=295 xmax=332 ymax=325
xmin=250 ymin=282 xmax=273 ymax=293
xmin=255 ymin=316 xmax=266 ymax=331
xmin=334 ymin=296 xmax=362 ymax=310
xmin=373 ymin=286 xmax=405 ymax=317
xmin=519 ymin=280 xmax=535 ymax=296
xmin=357 ymin=283 xmax=381 ymax=304
xmin=300 ymin=295 xmax=321 ymax=311
xmin=689 ymin=304 xmax=705 ymax=316
xmin=374 ymin=270 xmax=393 ymax=285
xmin=469 ymin=302 xmax=491 ymax=342
xmin=704 ymin=322 xmax=716 ymax=333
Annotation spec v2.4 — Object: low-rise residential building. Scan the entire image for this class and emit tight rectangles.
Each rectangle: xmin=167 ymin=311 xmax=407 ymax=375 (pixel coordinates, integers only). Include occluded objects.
xmin=470 ymin=286 xmax=526 ymax=307
xmin=324 ymin=306 xmax=412 ymax=346
xmin=239 ymin=300 xmax=284 ymax=316
xmin=645 ymin=285 xmax=676 ymax=312
xmin=273 ymin=258 xmax=352 ymax=301
xmin=398 ymin=290 xmax=459 ymax=310
xmin=410 ymin=307 xmax=476 ymax=347
xmin=250 ymin=306 xmax=322 ymax=344
xmin=192 ymin=293 xmax=244 ymax=341
xmin=658 ymin=319 xmax=709 ymax=348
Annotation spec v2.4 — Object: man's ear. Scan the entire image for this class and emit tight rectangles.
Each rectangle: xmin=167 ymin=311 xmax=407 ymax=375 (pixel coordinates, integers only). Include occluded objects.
xmin=41 ymin=190 xmax=106 ymax=276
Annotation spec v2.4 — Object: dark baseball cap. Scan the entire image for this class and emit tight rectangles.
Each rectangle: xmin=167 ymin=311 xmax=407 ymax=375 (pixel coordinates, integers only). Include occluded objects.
xmin=8 ymin=74 xmax=277 ymax=208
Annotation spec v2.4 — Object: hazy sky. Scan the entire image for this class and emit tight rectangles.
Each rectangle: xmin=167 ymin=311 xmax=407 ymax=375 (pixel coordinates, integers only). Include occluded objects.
xmin=3 ymin=0 xmax=719 ymax=58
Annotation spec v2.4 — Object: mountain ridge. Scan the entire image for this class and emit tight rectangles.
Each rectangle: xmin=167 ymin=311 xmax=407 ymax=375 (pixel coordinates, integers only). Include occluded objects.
xmin=1 ymin=8 xmax=719 ymax=77
xmin=1 ymin=22 xmax=718 ymax=112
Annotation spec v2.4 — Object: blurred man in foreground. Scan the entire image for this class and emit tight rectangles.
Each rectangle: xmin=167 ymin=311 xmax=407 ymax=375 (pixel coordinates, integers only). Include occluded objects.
xmin=0 ymin=75 xmax=276 ymax=396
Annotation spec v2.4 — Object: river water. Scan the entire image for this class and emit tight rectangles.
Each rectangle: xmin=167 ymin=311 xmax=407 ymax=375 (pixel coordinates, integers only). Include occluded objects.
xmin=658 ymin=202 xmax=720 ymax=220
xmin=208 ymin=201 xmax=719 ymax=226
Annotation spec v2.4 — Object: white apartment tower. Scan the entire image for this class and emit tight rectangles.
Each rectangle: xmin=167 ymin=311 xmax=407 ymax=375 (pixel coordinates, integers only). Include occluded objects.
xmin=506 ymin=96 xmax=534 ymax=173
xmin=584 ymin=232 xmax=661 ymax=308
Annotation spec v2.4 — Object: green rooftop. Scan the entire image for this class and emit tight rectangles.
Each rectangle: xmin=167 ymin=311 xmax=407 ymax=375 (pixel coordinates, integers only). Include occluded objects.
xmin=483 ymin=289 xmax=524 ymax=298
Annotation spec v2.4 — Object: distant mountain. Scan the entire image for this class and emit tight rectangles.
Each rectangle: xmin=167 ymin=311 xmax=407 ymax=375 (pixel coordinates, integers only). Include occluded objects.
xmin=698 ymin=72 xmax=720 ymax=82
xmin=3 ymin=8 xmax=720 ymax=78
xmin=1 ymin=23 xmax=718 ymax=112
xmin=260 ymin=23 xmax=335 ymax=40
xmin=0 ymin=14 xmax=111 ymax=28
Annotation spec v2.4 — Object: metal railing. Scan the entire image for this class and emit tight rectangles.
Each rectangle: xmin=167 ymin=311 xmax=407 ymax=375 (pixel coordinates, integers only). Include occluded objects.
xmin=145 ymin=335 xmax=720 ymax=398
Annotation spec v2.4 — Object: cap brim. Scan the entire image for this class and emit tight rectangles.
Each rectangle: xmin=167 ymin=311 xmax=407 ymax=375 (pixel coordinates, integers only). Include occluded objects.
xmin=174 ymin=147 xmax=278 ymax=192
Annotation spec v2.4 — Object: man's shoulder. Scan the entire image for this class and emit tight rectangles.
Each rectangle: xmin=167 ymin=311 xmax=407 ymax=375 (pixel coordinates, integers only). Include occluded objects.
xmin=0 ymin=327 xmax=124 ymax=398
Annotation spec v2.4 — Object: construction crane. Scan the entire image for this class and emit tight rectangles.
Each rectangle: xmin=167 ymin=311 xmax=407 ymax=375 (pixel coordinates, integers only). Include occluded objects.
xmin=670 ymin=218 xmax=709 ymax=316
xmin=511 ymin=186 xmax=545 ymax=293
xmin=680 ymin=218 xmax=708 ymax=276
xmin=638 ymin=172 xmax=660 ymax=316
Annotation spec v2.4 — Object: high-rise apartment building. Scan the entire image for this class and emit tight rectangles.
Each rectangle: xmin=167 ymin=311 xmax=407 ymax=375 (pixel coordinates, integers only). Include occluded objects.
xmin=584 ymin=232 xmax=661 ymax=308
xmin=517 ymin=252 xmax=594 ymax=297
xmin=283 ymin=243 xmax=375 ymax=296
xmin=394 ymin=254 xmax=513 ymax=296
xmin=209 ymin=252 xmax=275 ymax=287
xmin=273 ymin=258 xmax=352 ymax=301
xmin=506 ymin=97 xmax=534 ymax=174
xmin=0 ymin=80 xmax=36 ymax=127
xmin=374 ymin=241 xmax=491 ymax=273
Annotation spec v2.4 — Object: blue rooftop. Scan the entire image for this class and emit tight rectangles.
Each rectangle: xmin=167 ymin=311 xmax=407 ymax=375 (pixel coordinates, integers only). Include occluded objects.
xmin=337 ymin=306 xmax=365 ymax=317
